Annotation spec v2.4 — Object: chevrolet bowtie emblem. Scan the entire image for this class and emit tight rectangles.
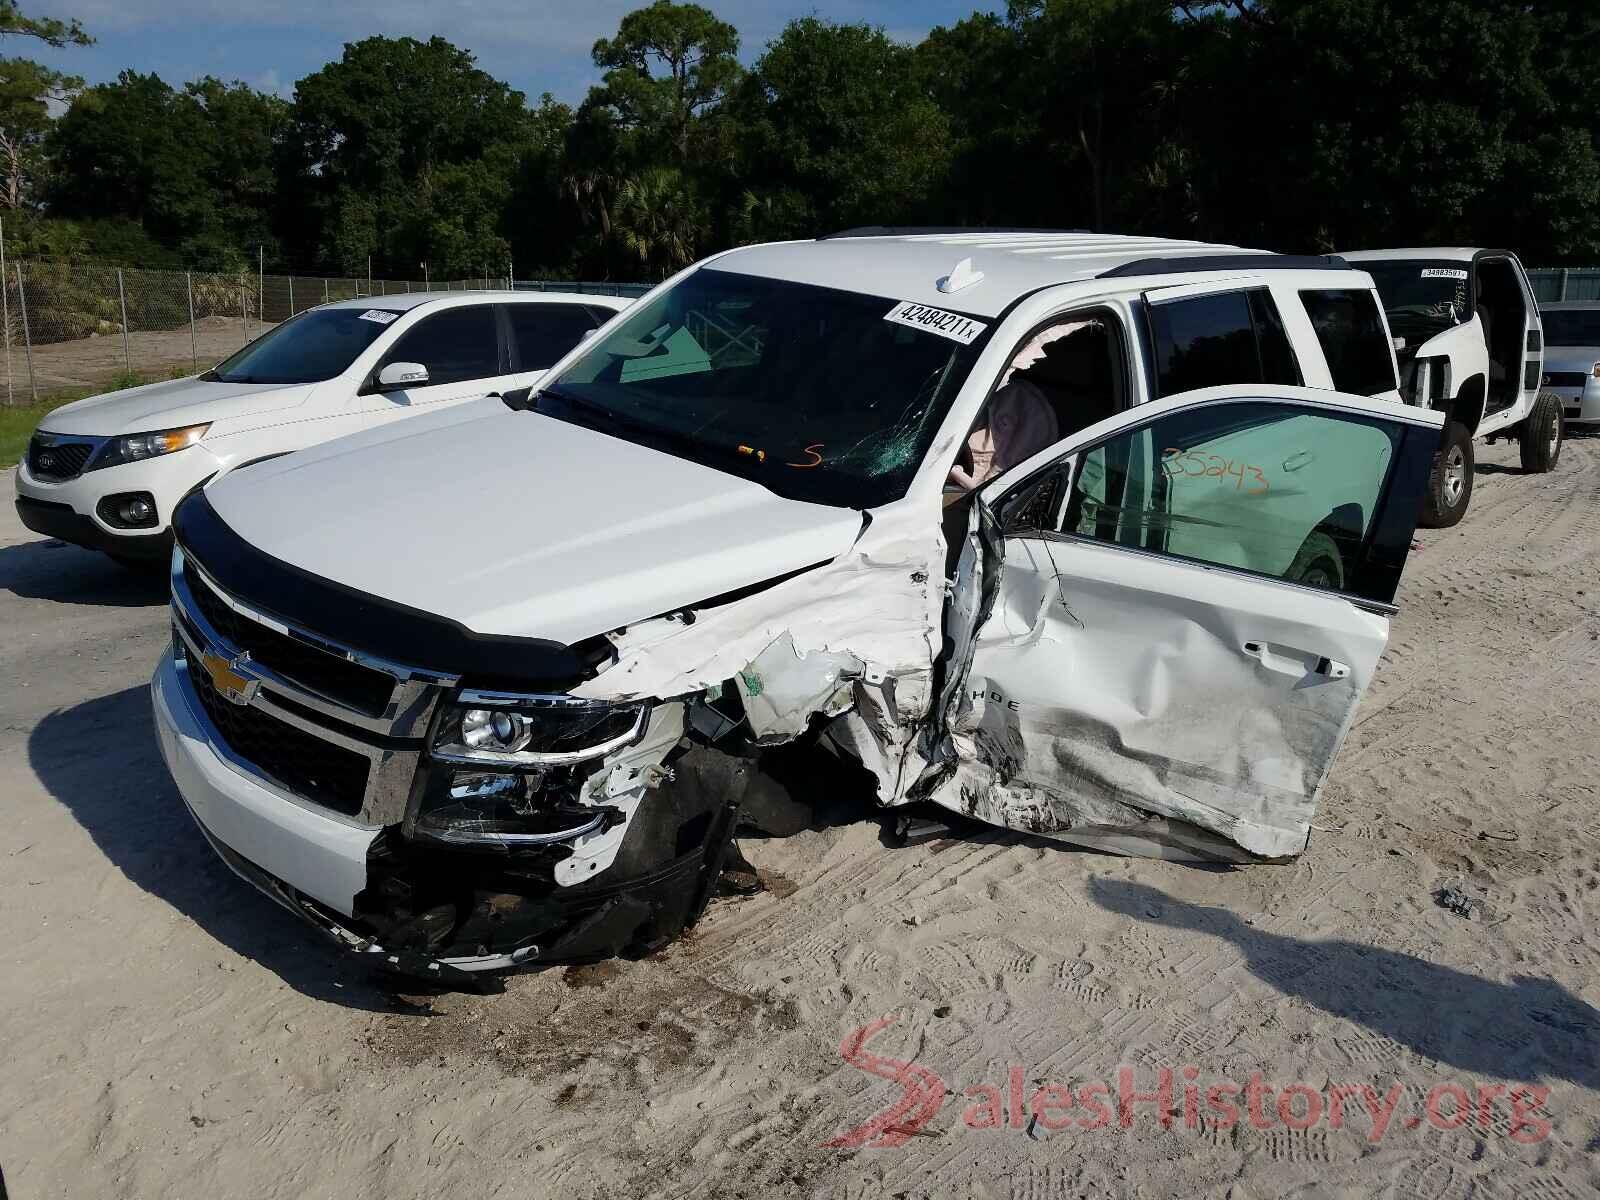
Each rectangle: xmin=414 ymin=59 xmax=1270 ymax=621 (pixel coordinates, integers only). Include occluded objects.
xmin=199 ymin=648 xmax=259 ymax=706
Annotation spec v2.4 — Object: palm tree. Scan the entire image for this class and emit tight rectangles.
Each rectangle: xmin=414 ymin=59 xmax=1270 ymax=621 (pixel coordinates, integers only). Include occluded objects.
xmin=611 ymin=167 xmax=706 ymax=279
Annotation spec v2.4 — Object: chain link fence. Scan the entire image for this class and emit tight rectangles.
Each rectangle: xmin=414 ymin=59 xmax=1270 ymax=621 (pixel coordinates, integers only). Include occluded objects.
xmin=0 ymin=263 xmax=653 ymax=406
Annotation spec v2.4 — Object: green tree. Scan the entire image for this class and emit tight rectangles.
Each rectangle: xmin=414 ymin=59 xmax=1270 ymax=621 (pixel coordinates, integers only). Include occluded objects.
xmin=588 ymin=1 xmax=741 ymax=161
xmin=611 ymin=166 xmax=706 ymax=276
xmin=285 ymin=36 xmax=535 ymax=274
xmin=735 ymin=17 xmax=952 ymax=235
xmin=0 ymin=1 xmax=91 ymax=213
xmin=0 ymin=57 xmax=77 ymax=208
xmin=0 ymin=0 xmax=89 ymax=47
xmin=46 ymin=71 xmax=286 ymax=265
xmin=47 ymin=72 xmax=210 ymax=240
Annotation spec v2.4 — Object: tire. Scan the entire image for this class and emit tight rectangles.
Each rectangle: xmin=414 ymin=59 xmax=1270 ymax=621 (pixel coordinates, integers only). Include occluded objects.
xmin=1420 ymin=420 xmax=1474 ymax=529
xmin=1286 ymin=529 xmax=1346 ymax=592
xmin=1519 ymin=392 xmax=1564 ymax=473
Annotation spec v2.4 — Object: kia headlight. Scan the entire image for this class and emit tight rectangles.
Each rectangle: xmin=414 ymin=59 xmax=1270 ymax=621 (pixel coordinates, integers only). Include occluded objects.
xmin=93 ymin=423 xmax=210 ymax=470
xmin=416 ymin=693 xmax=649 ymax=845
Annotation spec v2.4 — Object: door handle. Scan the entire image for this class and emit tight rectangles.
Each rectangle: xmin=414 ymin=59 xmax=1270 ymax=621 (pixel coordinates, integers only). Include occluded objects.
xmin=1242 ymin=641 xmax=1349 ymax=679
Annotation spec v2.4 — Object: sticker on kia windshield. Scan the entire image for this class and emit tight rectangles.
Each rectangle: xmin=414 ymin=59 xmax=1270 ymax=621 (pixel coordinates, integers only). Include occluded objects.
xmin=884 ymin=301 xmax=987 ymax=345
xmin=1420 ymin=268 xmax=1469 ymax=280
xmin=359 ymin=310 xmax=400 ymax=324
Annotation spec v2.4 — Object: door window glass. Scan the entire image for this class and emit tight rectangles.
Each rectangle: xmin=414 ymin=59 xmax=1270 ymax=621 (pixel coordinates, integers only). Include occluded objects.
xmin=1299 ymin=289 xmax=1399 ymax=395
xmin=1149 ymin=289 xmax=1302 ymax=396
xmin=1012 ymin=401 xmax=1420 ymax=603
xmin=383 ymin=305 xmax=500 ymax=386
xmin=506 ymin=303 xmax=599 ymax=369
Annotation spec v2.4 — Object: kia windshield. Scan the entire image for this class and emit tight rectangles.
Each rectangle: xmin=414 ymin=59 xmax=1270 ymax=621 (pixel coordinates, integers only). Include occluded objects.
xmin=207 ymin=307 xmax=402 ymax=385
xmin=536 ymin=268 xmax=987 ymax=507
xmin=1363 ymin=261 xmax=1471 ymax=348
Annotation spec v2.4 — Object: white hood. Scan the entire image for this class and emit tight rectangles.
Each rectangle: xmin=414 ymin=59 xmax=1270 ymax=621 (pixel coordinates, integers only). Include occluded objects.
xmin=203 ymin=399 xmax=865 ymax=645
xmin=38 ymin=375 xmax=315 ymax=437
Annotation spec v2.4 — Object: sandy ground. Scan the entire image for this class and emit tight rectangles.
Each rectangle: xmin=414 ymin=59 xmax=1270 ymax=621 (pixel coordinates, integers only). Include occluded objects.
xmin=0 ymin=316 xmax=267 ymax=400
xmin=2 ymin=438 xmax=1598 ymax=1200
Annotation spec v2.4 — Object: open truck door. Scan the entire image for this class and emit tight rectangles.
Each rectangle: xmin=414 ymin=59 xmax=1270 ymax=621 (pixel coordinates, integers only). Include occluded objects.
xmin=924 ymin=384 xmax=1441 ymax=862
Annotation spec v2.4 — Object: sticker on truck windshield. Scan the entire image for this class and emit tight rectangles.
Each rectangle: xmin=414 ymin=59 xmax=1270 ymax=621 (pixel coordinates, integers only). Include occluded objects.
xmin=359 ymin=309 xmax=400 ymax=324
xmin=1420 ymin=268 xmax=1469 ymax=280
xmin=883 ymin=301 xmax=987 ymax=345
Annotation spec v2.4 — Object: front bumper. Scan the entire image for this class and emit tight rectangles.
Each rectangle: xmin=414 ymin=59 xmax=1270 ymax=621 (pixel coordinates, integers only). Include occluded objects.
xmin=153 ymin=646 xmax=741 ymax=978
xmin=16 ymin=495 xmax=172 ymax=558
xmin=1546 ymin=383 xmax=1600 ymax=424
xmin=15 ymin=443 xmax=220 ymax=550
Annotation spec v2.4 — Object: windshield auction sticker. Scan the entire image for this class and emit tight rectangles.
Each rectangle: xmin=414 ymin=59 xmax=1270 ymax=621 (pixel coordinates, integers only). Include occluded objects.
xmin=1420 ymin=268 xmax=1469 ymax=280
xmin=884 ymin=301 xmax=988 ymax=345
xmin=359 ymin=309 xmax=400 ymax=324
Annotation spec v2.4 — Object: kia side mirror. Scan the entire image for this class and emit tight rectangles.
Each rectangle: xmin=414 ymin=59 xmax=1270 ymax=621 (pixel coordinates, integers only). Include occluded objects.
xmin=376 ymin=362 xmax=428 ymax=391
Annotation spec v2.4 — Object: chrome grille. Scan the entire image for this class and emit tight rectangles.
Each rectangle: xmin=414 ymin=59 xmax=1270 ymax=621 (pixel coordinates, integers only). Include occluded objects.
xmin=171 ymin=548 xmax=458 ymax=825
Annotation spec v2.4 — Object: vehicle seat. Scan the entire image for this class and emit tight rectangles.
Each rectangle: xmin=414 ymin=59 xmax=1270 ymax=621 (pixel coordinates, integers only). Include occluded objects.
xmin=1012 ymin=327 xmax=1116 ymax=437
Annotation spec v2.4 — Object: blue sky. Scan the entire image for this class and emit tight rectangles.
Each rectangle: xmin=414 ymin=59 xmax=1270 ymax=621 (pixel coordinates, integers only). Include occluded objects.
xmin=23 ymin=0 xmax=999 ymax=104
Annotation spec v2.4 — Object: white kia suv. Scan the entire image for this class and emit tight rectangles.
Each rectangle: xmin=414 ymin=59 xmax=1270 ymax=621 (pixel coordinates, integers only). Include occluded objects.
xmin=15 ymin=290 xmax=630 ymax=565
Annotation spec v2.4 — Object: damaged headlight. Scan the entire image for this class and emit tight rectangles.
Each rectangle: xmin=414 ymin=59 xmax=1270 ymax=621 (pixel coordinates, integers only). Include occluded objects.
xmin=431 ymin=692 xmax=649 ymax=767
xmin=416 ymin=692 xmax=649 ymax=846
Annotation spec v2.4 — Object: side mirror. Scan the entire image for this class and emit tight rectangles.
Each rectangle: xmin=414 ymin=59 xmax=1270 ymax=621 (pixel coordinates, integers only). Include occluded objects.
xmin=376 ymin=362 xmax=428 ymax=391
xmin=501 ymin=386 xmax=534 ymax=411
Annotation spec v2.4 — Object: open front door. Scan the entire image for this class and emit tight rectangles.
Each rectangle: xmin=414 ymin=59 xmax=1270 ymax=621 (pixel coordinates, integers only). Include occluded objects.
xmin=925 ymin=385 xmax=1441 ymax=861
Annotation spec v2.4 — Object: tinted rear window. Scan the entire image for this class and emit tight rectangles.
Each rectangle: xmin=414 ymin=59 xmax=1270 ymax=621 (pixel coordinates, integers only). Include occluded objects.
xmin=506 ymin=303 xmax=600 ymax=368
xmin=1149 ymin=288 xmax=1301 ymax=397
xmin=1299 ymin=289 xmax=1398 ymax=396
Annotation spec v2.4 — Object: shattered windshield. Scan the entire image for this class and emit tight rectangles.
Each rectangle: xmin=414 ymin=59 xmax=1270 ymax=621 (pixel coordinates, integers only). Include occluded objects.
xmin=1361 ymin=261 xmax=1471 ymax=348
xmin=537 ymin=267 xmax=986 ymax=507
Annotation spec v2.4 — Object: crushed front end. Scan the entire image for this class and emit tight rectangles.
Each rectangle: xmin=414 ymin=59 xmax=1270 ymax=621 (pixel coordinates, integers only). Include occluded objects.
xmin=154 ymin=493 xmax=758 ymax=980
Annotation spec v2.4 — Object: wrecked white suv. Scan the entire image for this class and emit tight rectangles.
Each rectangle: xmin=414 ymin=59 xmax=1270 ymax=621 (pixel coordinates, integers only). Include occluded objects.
xmin=152 ymin=231 xmax=1442 ymax=978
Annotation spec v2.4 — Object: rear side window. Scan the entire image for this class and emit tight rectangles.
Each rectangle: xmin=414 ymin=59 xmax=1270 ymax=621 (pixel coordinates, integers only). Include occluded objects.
xmin=506 ymin=303 xmax=600 ymax=369
xmin=1149 ymin=289 xmax=1301 ymax=397
xmin=383 ymin=305 xmax=501 ymax=386
xmin=1299 ymin=290 xmax=1398 ymax=396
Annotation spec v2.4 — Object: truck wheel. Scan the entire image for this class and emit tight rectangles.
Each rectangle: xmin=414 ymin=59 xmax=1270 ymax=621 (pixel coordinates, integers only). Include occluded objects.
xmin=1419 ymin=420 xmax=1474 ymax=529
xmin=1519 ymin=392 xmax=1564 ymax=473
xmin=1287 ymin=530 xmax=1345 ymax=592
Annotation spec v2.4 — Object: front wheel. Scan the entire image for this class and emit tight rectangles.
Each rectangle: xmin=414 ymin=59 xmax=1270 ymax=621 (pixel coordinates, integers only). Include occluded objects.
xmin=1420 ymin=420 xmax=1474 ymax=529
xmin=1519 ymin=392 xmax=1564 ymax=473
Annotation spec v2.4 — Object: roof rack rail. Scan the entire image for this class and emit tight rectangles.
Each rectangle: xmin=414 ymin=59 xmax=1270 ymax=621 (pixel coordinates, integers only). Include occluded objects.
xmin=1098 ymin=253 xmax=1351 ymax=278
xmin=818 ymin=225 xmax=1093 ymax=240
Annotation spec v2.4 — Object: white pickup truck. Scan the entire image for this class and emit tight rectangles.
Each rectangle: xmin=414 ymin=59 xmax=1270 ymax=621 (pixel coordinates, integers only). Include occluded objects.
xmin=1342 ymin=248 xmax=1561 ymax=527
xmin=151 ymin=231 xmax=1443 ymax=978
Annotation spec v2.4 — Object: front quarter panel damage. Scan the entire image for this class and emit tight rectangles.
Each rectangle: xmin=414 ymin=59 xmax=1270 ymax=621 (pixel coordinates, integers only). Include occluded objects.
xmin=572 ymin=505 xmax=945 ymax=804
